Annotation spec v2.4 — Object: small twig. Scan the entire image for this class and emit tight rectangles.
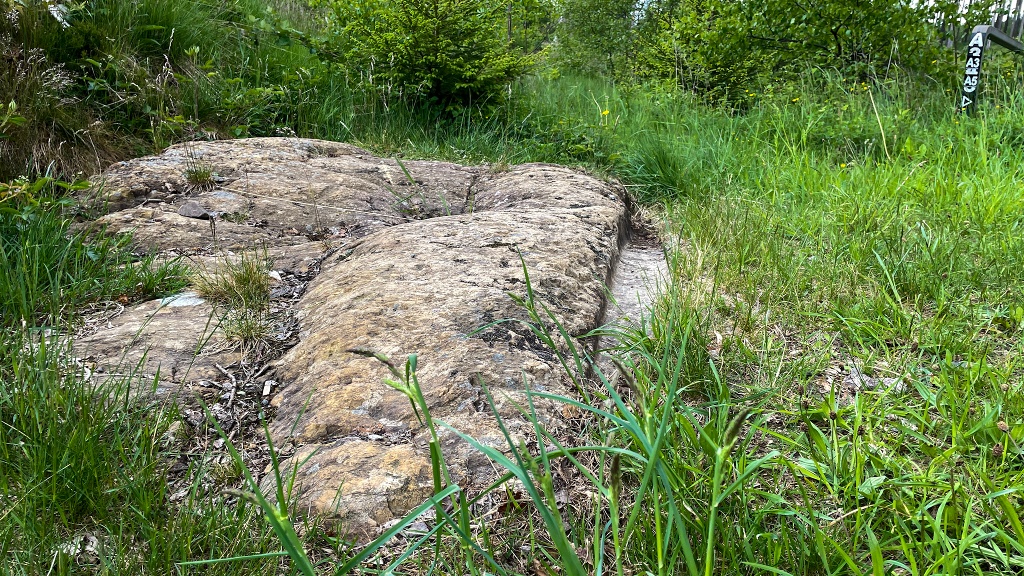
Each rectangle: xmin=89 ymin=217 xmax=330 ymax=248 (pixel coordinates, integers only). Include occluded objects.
xmin=827 ymin=504 xmax=874 ymax=527
xmin=251 ymin=363 xmax=272 ymax=381
xmin=215 ymin=363 xmax=238 ymax=408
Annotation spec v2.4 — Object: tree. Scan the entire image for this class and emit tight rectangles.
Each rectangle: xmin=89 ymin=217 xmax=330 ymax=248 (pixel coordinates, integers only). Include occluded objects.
xmin=556 ymin=0 xmax=638 ymax=78
xmin=736 ymin=0 xmax=937 ymax=70
xmin=310 ymin=0 xmax=531 ymax=107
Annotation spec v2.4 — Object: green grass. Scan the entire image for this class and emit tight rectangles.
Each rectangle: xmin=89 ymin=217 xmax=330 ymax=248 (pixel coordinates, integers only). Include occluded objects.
xmin=0 ymin=334 xmax=282 ymax=575
xmin=322 ymin=70 xmax=1024 ymax=573
xmin=193 ymin=247 xmax=276 ymax=353
xmin=0 ymin=178 xmax=189 ymax=329
xmin=4 ymin=0 xmax=1024 ymax=572
xmin=562 ymin=70 xmax=1024 ymax=574
xmin=0 ymin=183 xmax=284 ymax=575
xmin=563 ymin=72 xmax=1024 ymax=573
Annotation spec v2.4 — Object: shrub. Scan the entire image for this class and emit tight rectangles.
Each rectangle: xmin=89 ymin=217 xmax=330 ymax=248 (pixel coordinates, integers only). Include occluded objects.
xmin=0 ymin=0 xmax=316 ymax=177
xmin=309 ymin=0 xmax=531 ymax=108
xmin=733 ymin=0 xmax=944 ymax=74
xmin=564 ymin=0 xmax=964 ymax=101
xmin=632 ymin=1 xmax=770 ymax=101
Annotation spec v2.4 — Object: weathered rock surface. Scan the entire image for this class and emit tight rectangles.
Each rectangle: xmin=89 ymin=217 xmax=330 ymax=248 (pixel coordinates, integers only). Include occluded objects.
xmin=83 ymin=138 xmax=477 ymax=253
xmin=270 ymin=179 xmax=626 ymax=534
xmin=76 ymin=138 xmax=635 ymax=539
xmin=75 ymin=292 xmax=238 ymax=393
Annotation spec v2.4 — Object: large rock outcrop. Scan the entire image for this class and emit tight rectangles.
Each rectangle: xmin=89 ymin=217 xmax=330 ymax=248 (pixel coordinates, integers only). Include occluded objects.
xmin=75 ymin=138 xmax=631 ymax=537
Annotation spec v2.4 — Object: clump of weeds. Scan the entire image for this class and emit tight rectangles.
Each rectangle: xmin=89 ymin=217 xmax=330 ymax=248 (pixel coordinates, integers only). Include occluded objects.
xmin=193 ymin=246 xmax=275 ymax=356
xmin=182 ymin=140 xmax=216 ymax=192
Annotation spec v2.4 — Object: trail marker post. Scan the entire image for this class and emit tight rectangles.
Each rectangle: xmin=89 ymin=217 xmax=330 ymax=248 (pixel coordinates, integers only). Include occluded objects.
xmin=960 ymin=24 xmax=1024 ymax=115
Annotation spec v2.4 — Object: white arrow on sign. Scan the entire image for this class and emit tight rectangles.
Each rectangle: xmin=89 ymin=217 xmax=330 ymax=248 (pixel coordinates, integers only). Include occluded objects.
xmin=961 ymin=95 xmax=973 ymax=108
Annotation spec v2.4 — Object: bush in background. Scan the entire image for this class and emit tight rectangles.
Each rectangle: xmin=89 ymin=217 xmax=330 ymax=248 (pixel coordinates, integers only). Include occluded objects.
xmin=0 ymin=0 xmax=310 ymax=179
xmin=555 ymin=0 xmax=637 ymax=78
xmin=309 ymin=0 xmax=532 ymax=108
xmin=557 ymin=0 xmax=974 ymax=101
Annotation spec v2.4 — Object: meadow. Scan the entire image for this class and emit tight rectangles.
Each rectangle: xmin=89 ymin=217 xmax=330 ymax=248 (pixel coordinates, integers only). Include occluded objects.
xmin=2 ymin=0 xmax=1024 ymax=574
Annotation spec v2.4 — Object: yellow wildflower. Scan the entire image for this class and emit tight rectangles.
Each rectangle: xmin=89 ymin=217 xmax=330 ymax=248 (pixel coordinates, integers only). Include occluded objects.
xmin=602 ymin=110 xmax=609 ymax=116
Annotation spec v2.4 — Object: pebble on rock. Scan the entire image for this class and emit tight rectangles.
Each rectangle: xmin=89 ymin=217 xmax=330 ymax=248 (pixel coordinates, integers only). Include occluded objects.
xmin=178 ymin=201 xmax=211 ymax=220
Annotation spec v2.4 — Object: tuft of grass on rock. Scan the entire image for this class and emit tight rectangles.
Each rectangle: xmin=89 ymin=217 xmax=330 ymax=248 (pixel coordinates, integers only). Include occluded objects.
xmin=193 ymin=249 xmax=273 ymax=312
xmin=193 ymin=247 xmax=275 ymax=350
xmin=183 ymin=140 xmax=217 ymax=191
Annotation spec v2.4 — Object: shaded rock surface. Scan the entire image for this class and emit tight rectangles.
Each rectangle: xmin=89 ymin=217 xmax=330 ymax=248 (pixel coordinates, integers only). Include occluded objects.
xmin=76 ymin=138 xmax=639 ymax=538
xmin=593 ymin=247 xmax=669 ymax=382
xmin=74 ymin=292 xmax=238 ymax=392
xmin=601 ymin=247 xmax=668 ymax=329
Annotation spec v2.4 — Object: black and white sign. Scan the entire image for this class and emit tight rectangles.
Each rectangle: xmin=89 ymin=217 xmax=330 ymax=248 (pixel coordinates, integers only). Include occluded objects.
xmin=958 ymin=25 xmax=1024 ymax=115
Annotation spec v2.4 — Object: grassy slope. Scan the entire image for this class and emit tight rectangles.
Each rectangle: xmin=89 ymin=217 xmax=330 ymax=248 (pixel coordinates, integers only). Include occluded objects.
xmin=327 ymin=71 xmax=1024 ymax=573
xmin=3 ymin=1 xmax=1024 ymax=573
xmin=590 ymin=75 xmax=1024 ymax=574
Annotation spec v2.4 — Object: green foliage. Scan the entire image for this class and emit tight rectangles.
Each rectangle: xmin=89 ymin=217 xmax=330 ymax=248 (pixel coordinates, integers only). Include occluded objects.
xmin=506 ymin=0 xmax=559 ymax=54
xmin=557 ymin=0 xmax=981 ymax=100
xmin=337 ymin=72 xmax=1024 ymax=571
xmin=633 ymin=0 xmax=772 ymax=100
xmin=0 ymin=22 xmax=82 ymax=178
xmin=556 ymin=0 xmax=637 ymax=78
xmin=0 ymin=100 xmax=26 ymax=139
xmin=0 ymin=0 xmax=316 ymax=177
xmin=713 ymin=0 xmax=953 ymax=85
xmin=309 ymin=0 xmax=531 ymax=107
xmin=0 ymin=177 xmax=189 ymax=328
